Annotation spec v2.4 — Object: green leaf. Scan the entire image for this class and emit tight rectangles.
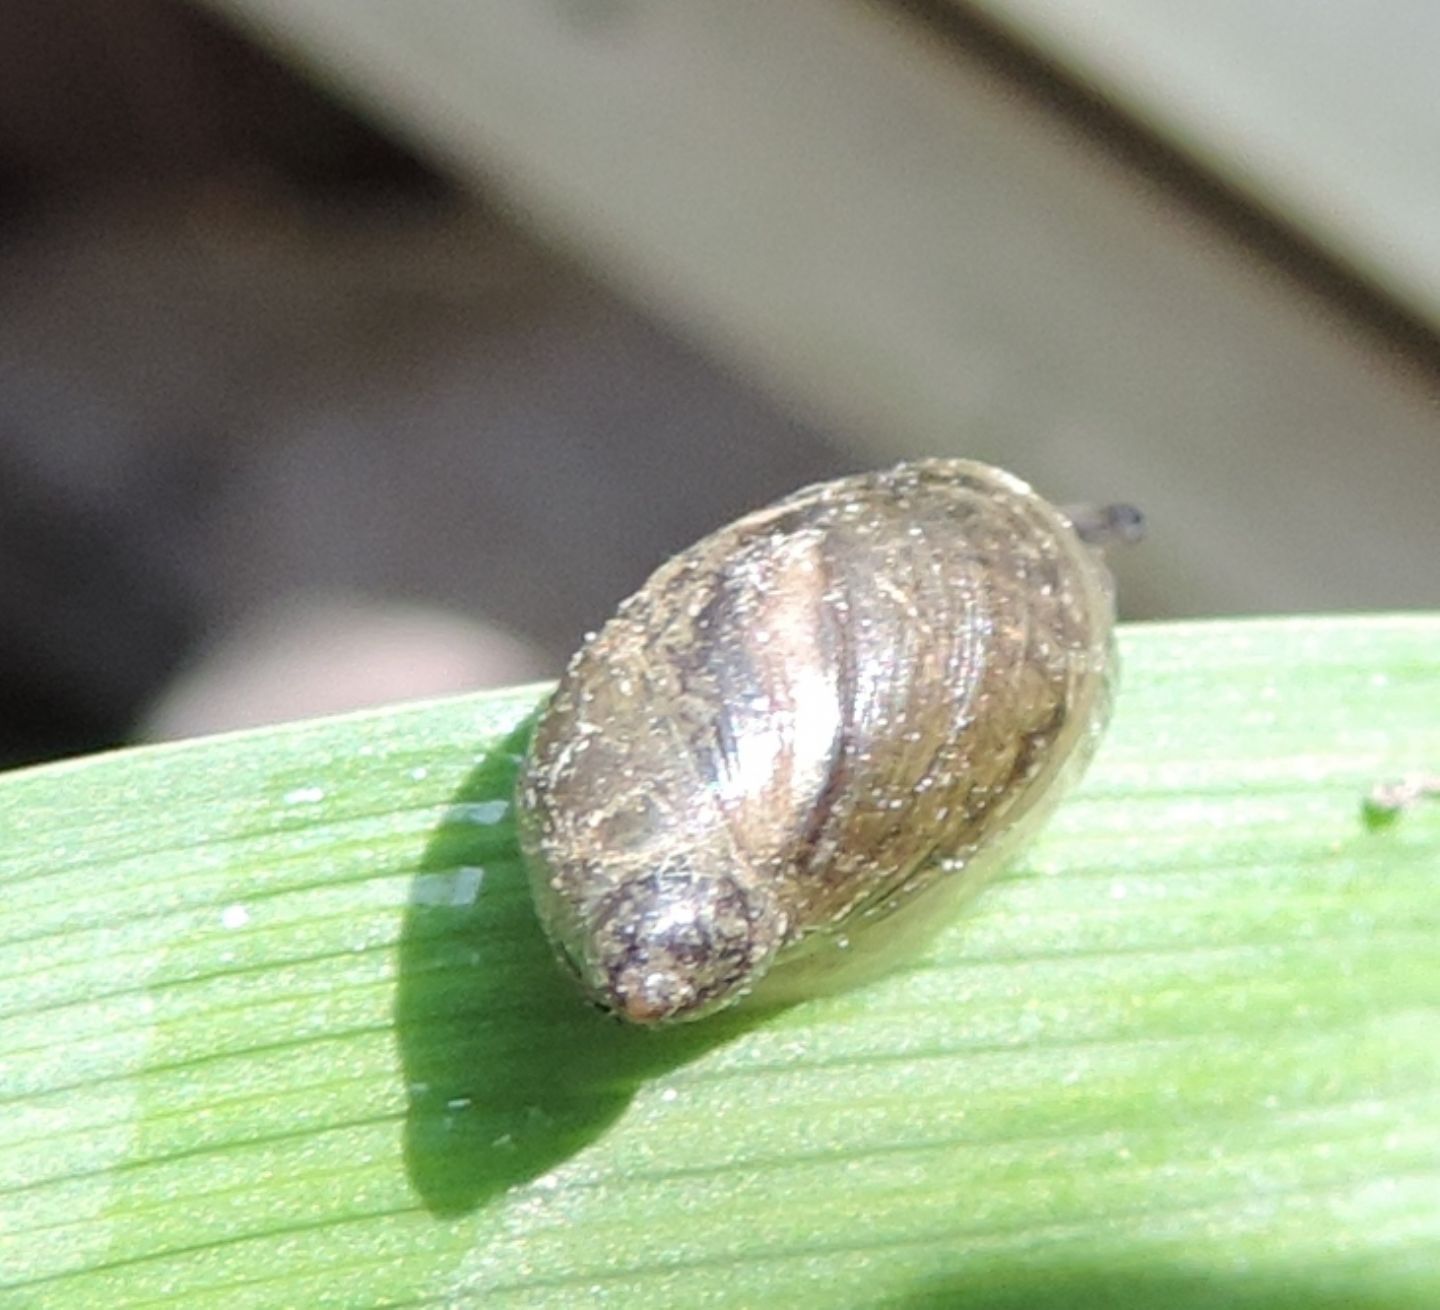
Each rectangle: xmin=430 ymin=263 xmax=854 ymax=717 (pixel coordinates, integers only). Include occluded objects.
xmin=2 ymin=616 xmax=1437 ymax=1309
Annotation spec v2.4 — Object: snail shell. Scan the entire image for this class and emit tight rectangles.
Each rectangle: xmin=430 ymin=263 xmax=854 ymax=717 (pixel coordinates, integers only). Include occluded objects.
xmin=517 ymin=459 xmax=1121 ymax=1025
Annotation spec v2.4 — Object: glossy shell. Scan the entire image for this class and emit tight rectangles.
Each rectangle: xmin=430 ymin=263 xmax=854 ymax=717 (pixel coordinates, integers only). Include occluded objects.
xmin=517 ymin=459 xmax=1118 ymax=1024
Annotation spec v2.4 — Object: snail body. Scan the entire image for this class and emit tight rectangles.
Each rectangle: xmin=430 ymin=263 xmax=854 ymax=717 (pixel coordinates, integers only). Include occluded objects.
xmin=517 ymin=460 xmax=1121 ymax=1024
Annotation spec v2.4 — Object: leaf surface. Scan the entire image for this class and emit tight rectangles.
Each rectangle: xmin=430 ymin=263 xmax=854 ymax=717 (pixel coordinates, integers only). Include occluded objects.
xmin=1 ymin=616 xmax=1437 ymax=1308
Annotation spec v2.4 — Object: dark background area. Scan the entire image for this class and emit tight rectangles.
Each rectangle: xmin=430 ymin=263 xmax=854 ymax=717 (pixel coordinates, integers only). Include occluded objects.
xmin=4 ymin=0 xmax=1438 ymax=770
xmin=0 ymin=0 xmax=857 ymax=767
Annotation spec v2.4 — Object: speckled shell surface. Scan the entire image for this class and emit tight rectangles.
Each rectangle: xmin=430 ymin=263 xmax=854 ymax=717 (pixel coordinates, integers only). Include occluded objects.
xmin=517 ymin=460 xmax=1117 ymax=1024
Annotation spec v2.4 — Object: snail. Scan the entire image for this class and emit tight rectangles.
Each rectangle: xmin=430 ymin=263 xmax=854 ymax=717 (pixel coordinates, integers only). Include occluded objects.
xmin=517 ymin=459 xmax=1135 ymax=1025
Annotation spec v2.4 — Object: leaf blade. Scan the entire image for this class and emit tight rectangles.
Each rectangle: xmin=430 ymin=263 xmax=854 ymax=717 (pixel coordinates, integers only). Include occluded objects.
xmin=1 ymin=617 xmax=1437 ymax=1308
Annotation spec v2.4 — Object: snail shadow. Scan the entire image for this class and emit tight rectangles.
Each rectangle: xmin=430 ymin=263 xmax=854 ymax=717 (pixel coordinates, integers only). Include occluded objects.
xmin=887 ymin=1259 xmax=1430 ymax=1310
xmin=395 ymin=715 xmax=771 ymax=1217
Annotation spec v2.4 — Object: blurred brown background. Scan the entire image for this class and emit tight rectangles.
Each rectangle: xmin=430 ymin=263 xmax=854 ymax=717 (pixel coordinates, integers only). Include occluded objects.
xmin=2 ymin=0 xmax=1438 ymax=767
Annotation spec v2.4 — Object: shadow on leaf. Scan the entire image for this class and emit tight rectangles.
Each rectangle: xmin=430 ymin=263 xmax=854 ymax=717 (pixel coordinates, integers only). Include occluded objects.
xmin=395 ymin=713 xmax=770 ymax=1216
xmin=887 ymin=1258 xmax=1433 ymax=1310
